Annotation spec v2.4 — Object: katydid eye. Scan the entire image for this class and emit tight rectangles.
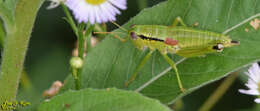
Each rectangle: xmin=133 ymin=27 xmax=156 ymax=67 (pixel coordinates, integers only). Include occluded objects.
xmin=130 ymin=32 xmax=138 ymax=40
xmin=213 ymin=43 xmax=224 ymax=52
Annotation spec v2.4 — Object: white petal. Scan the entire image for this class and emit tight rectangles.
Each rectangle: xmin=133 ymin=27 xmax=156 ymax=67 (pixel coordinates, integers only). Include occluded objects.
xmin=251 ymin=63 xmax=260 ymax=81
xmin=100 ymin=3 xmax=115 ymax=21
xmin=104 ymin=2 xmax=118 ymax=15
xmin=99 ymin=6 xmax=109 ymax=22
xmin=239 ymin=89 xmax=260 ymax=95
xmin=248 ymin=70 xmax=259 ymax=83
xmin=247 ymin=78 xmax=258 ymax=87
xmin=65 ymin=0 xmax=127 ymax=23
xmin=255 ymin=98 xmax=260 ymax=103
xmin=245 ymin=82 xmax=258 ymax=90
xmin=108 ymin=0 xmax=127 ymax=10
xmin=88 ymin=6 xmax=95 ymax=24
xmin=97 ymin=6 xmax=107 ymax=23
xmin=94 ymin=8 xmax=101 ymax=23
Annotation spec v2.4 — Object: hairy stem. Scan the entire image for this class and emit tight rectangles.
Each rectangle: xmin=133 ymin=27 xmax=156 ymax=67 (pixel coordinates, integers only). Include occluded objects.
xmin=71 ymin=23 xmax=86 ymax=90
xmin=0 ymin=0 xmax=44 ymax=105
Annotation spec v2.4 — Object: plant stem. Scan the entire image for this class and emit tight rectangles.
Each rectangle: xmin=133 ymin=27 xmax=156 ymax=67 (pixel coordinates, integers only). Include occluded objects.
xmin=85 ymin=24 xmax=94 ymax=52
xmin=198 ymin=72 xmax=238 ymax=111
xmin=78 ymin=23 xmax=85 ymax=59
xmin=75 ymin=69 xmax=82 ymax=90
xmin=0 ymin=0 xmax=44 ymax=105
xmin=72 ymin=23 xmax=84 ymax=90
xmin=62 ymin=4 xmax=85 ymax=90
xmin=71 ymin=68 xmax=80 ymax=90
xmin=74 ymin=24 xmax=94 ymax=90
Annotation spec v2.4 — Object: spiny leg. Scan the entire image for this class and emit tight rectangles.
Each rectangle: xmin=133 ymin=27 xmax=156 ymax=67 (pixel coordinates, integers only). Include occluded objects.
xmin=160 ymin=52 xmax=185 ymax=92
xmin=171 ymin=16 xmax=187 ymax=27
xmin=125 ymin=50 xmax=154 ymax=87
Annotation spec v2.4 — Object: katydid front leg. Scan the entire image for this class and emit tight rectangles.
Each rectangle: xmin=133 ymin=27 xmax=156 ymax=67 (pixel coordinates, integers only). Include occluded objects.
xmin=160 ymin=52 xmax=185 ymax=92
xmin=125 ymin=50 xmax=154 ymax=87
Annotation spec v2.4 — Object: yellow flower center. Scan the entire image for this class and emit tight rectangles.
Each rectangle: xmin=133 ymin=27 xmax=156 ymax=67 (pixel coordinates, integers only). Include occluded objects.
xmin=85 ymin=0 xmax=106 ymax=5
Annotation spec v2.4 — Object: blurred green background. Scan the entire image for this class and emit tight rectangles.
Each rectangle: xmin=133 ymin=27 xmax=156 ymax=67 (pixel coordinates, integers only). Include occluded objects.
xmin=15 ymin=0 xmax=259 ymax=111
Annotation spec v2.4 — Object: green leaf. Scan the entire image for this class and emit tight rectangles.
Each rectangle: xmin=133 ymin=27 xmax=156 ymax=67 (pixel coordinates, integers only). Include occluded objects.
xmin=63 ymin=0 xmax=260 ymax=104
xmin=38 ymin=88 xmax=171 ymax=111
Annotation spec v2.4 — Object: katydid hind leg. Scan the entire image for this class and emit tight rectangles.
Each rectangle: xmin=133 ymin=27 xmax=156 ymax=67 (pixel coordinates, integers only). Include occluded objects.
xmin=160 ymin=52 xmax=185 ymax=92
xmin=171 ymin=16 xmax=187 ymax=27
xmin=125 ymin=50 xmax=154 ymax=87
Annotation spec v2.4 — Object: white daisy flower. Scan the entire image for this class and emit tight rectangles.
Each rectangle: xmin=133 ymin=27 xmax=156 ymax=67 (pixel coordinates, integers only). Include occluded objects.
xmin=65 ymin=0 xmax=127 ymax=24
xmin=239 ymin=63 xmax=260 ymax=103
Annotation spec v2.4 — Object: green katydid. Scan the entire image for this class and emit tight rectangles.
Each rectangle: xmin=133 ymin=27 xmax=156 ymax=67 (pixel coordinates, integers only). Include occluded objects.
xmin=95 ymin=14 xmax=260 ymax=92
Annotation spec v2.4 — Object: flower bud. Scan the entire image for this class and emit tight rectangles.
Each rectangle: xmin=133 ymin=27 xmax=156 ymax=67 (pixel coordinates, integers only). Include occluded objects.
xmin=70 ymin=57 xmax=83 ymax=69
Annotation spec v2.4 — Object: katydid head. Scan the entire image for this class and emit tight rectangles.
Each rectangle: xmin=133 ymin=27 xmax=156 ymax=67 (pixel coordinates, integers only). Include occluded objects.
xmin=211 ymin=35 xmax=240 ymax=52
xmin=220 ymin=36 xmax=240 ymax=47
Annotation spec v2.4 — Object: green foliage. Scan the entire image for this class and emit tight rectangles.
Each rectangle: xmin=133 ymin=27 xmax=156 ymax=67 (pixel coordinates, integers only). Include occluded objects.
xmin=38 ymin=88 xmax=171 ymax=111
xmin=62 ymin=0 xmax=260 ymax=104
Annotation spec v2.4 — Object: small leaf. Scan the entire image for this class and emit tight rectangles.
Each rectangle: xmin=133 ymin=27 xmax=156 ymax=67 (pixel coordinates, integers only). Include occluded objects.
xmin=63 ymin=0 xmax=260 ymax=104
xmin=38 ymin=88 xmax=171 ymax=111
